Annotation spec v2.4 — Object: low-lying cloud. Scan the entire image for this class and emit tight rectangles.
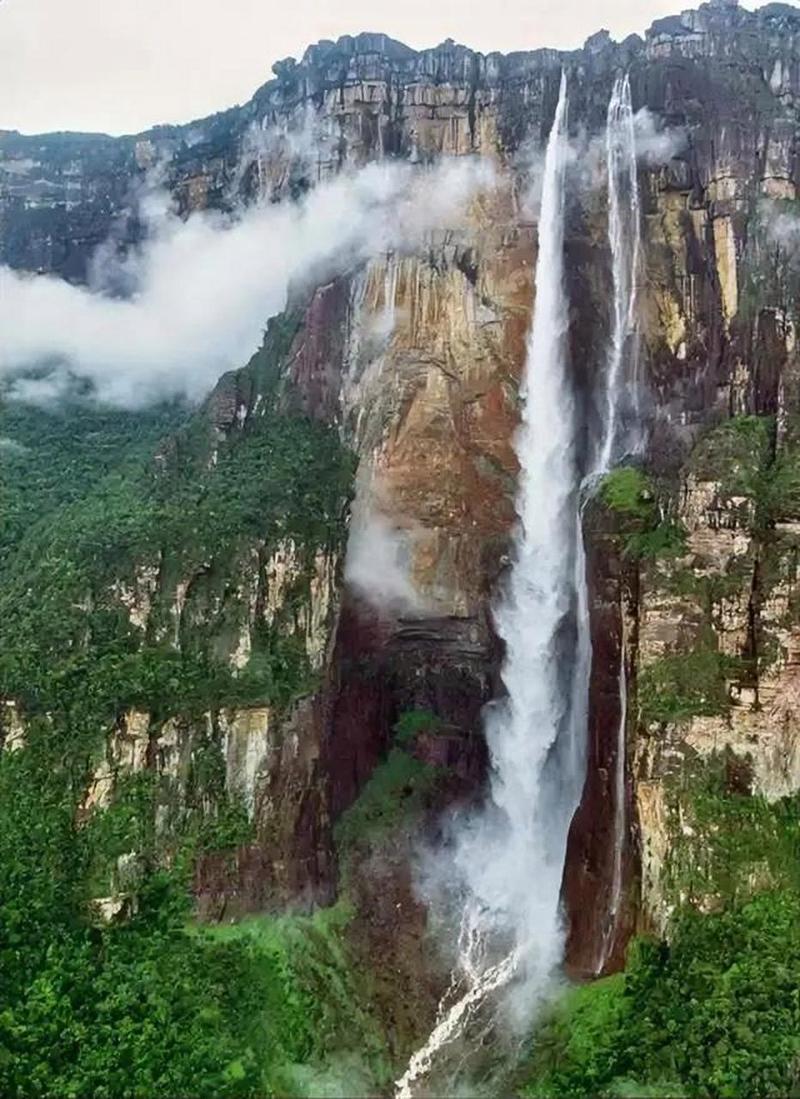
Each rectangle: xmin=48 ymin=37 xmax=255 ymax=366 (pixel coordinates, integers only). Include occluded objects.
xmin=0 ymin=157 xmax=492 ymax=408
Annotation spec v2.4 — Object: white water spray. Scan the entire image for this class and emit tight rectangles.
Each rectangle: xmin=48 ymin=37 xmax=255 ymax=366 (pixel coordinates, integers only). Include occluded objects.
xmin=397 ymin=908 xmax=519 ymax=1098
xmin=473 ymin=67 xmax=581 ymax=973
xmin=597 ymin=72 xmax=642 ymax=473
xmin=397 ymin=70 xmax=585 ymax=1097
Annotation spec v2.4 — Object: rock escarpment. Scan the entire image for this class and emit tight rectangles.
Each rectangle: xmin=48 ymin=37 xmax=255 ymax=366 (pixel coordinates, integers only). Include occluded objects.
xmin=2 ymin=0 xmax=800 ymax=1063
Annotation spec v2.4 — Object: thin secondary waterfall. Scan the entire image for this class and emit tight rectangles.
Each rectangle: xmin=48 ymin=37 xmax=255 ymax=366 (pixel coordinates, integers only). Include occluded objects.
xmin=597 ymin=72 xmax=642 ymax=473
xmin=593 ymin=72 xmax=641 ymax=973
xmin=383 ymin=252 xmax=400 ymax=332
xmin=397 ymin=71 xmax=584 ymax=1097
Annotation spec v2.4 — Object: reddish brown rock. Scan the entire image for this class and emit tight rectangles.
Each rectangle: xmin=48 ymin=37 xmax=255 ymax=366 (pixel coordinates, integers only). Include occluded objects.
xmin=563 ymin=504 xmax=639 ymax=976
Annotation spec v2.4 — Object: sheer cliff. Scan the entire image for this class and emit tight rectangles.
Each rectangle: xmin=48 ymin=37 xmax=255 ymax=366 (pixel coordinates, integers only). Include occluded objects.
xmin=1 ymin=2 xmax=799 ymax=1095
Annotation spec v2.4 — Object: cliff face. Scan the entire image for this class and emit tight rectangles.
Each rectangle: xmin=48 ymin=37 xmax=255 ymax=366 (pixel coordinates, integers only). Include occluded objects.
xmin=2 ymin=0 xmax=800 ymax=1076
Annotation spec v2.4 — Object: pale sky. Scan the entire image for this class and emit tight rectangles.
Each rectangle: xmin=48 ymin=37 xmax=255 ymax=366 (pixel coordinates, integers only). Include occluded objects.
xmin=0 ymin=0 xmax=758 ymax=136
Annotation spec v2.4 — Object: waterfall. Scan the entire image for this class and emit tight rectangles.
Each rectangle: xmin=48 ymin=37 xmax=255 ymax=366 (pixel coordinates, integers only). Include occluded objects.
xmin=478 ymin=65 xmax=583 ymax=977
xmin=396 ymin=69 xmax=645 ymax=1095
xmin=397 ymin=70 xmax=584 ymax=1097
xmin=597 ymin=72 xmax=642 ymax=472
xmin=592 ymin=72 xmax=641 ymax=972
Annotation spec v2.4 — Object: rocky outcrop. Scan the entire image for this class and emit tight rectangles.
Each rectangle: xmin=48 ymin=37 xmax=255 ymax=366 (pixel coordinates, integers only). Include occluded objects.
xmin=632 ymin=429 xmax=800 ymax=934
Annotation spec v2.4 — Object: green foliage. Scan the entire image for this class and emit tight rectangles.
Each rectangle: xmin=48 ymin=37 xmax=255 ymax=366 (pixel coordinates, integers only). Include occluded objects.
xmin=667 ymin=760 xmax=800 ymax=904
xmin=699 ymin=788 xmax=800 ymax=894
xmin=203 ymin=906 xmax=390 ymax=1095
xmin=0 ymin=879 xmax=294 ymax=1098
xmin=518 ymin=893 xmax=800 ymax=1099
xmin=393 ymin=708 xmax=443 ymax=746
xmin=659 ymin=559 xmax=755 ymax=607
xmin=685 ymin=414 xmax=800 ymax=530
xmin=624 ymin=521 xmax=687 ymax=560
xmin=601 ymin=416 xmax=792 ymax=569
xmin=765 ymin=415 xmax=800 ymax=522
xmin=82 ymin=773 xmax=156 ymax=897
xmin=0 ymin=722 xmax=260 ymax=1098
xmin=334 ymin=749 xmax=440 ymax=856
xmin=0 ymin=311 xmax=354 ymax=720
xmin=638 ymin=644 xmax=738 ymax=726
xmin=518 ymin=975 xmax=630 ymax=1097
xmin=0 ymin=691 xmax=388 ymax=1097
xmin=153 ymin=406 xmax=353 ymax=570
xmin=186 ymin=730 xmax=255 ymax=854
xmin=525 ymin=758 xmax=800 ymax=1099
xmin=599 ymin=467 xmax=687 ymax=560
xmin=690 ymin=416 xmax=773 ymax=497
xmin=0 ymin=311 xmax=366 ymax=1096
xmin=601 ymin=467 xmax=654 ymax=519
xmin=0 ymin=396 xmax=180 ymax=567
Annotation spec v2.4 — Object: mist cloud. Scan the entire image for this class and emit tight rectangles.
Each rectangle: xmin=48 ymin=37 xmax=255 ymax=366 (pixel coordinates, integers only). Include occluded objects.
xmin=765 ymin=201 xmax=800 ymax=264
xmin=633 ymin=107 xmax=686 ymax=165
xmin=344 ymin=513 xmax=428 ymax=615
xmin=0 ymin=436 xmax=28 ymax=453
xmin=0 ymin=157 xmax=492 ymax=408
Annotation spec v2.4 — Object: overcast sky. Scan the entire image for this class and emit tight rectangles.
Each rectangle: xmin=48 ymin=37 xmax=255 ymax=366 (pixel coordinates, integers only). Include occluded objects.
xmin=0 ymin=0 xmax=760 ymax=136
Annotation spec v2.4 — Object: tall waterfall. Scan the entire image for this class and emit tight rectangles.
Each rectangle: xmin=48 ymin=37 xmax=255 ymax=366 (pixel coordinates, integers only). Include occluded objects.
xmin=597 ymin=72 xmax=642 ymax=473
xmin=475 ymin=66 xmax=583 ymax=984
xmin=593 ymin=72 xmax=641 ymax=973
xmin=397 ymin=70 xmax=644 ymax=1096
xmin=397 ymin=71 xmax=585 ymax=1097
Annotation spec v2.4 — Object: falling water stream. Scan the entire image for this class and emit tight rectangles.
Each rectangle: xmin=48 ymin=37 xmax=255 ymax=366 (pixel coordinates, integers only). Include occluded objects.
xmin=593 ymin=72 xmax=642 ymax=974
xmin=397 ymin=70 xmax=578 ymax=1097
xmin=598 ymin=72 xmax=642 ymax=474
xmin=396 ymin=69 xmax=642 ymax=1096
